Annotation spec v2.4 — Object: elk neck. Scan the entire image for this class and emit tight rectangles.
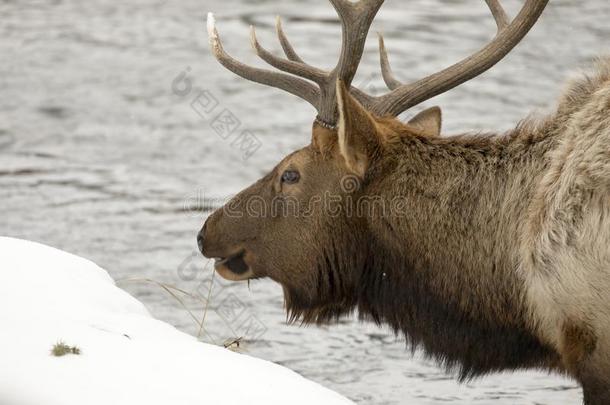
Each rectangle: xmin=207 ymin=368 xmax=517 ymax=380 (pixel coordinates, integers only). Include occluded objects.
xmin=356 ymin=122 xmax=563 ymax=378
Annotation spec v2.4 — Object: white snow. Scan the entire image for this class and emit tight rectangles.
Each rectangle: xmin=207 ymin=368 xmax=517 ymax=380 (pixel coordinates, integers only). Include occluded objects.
xmin=0 ymin=237 xmax=354 ymax=405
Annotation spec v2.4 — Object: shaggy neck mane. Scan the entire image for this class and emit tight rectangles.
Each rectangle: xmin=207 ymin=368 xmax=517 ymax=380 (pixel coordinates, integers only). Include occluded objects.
xmin=361 ymin=120 xmax=564 ymax=379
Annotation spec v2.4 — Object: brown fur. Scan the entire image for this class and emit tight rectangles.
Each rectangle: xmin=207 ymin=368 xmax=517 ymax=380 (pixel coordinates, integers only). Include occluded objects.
xmin=199 ymin=58 xmax=610 ymax=404
xmin=562 ymin=321 xmax=597 ymax=373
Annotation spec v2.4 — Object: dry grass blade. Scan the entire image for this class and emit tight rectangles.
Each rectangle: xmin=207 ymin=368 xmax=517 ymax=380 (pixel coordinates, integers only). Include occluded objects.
xmin=223 ymin=337 xmax=243 ymax=351
xmin=198 ymin=269 xmax=216 ymax=339
xmin=118 ymin=277 xmax=216 ymax=344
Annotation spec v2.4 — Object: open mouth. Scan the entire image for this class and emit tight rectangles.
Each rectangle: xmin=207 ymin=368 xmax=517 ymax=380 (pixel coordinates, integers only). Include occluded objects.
xmin=214 ymin=250 xmax=253 ymax=281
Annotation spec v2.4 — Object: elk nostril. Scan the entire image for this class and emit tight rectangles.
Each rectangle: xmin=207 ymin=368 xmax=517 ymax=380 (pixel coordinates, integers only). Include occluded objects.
xmin=197 ymin=229 xmax=205 ymax=254
xmin=197 ymin=220 xmax=209 ymax=255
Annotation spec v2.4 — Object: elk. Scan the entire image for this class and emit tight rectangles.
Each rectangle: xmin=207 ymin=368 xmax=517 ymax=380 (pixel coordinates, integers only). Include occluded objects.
xmin=197 ymin=1 xmax=610 ymax=403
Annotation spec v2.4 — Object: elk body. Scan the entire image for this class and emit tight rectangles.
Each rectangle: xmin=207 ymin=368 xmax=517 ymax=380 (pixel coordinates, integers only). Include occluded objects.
xmin=197 ymin=1 xmax=610 ymax=403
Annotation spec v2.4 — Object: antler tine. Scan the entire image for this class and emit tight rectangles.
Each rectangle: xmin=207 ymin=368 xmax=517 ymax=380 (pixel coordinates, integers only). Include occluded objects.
xmin=485 ymin=0 xmax=510 ymax=33
xmin=275 ymin=16 xmax=304 ymax=63
xmin=253 ymin=0 xmax=385 ymax=124
xmin=304 ymin=0 xmax=384 ymax=123
xmin=209 ymin=4 xmax=381 ymax=126
xmin=256 ymin=15 xmax=376 ymax=112
xmin=207 ymin=13 xmax=320 ymax=108
xmin=371 ymin=0 xmax=548 ymax=117
xmin=377 ymin=33 xmax=402 ymax=90
xmin=329 ymin=0 xmax=385 ymax=87
xmin=376 ymin=1 xmax=511 ymax=93
xmin=250 ymin=26 xmax=327 ymax=84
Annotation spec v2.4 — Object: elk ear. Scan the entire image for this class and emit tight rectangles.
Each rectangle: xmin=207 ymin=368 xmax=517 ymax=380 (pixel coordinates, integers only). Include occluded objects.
xmin=407 ymin=106 xmax=442 ymax=137
xmin=336 ymin=79 xmax=378 ymax=178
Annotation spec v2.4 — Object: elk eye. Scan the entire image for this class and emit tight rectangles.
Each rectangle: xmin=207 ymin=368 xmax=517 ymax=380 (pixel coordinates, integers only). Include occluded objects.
xmin=281 ymin=170 xmax=300 ymax=184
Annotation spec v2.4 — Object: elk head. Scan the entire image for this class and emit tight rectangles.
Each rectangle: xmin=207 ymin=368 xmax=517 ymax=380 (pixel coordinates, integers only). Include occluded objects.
xmin=198 ymin=0 xmax=548 ymax=322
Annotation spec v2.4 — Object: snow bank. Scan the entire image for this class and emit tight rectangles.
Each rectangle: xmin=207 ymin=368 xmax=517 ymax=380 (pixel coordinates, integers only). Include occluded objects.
xmin=0 ymin=237 xmax=354 ymax=405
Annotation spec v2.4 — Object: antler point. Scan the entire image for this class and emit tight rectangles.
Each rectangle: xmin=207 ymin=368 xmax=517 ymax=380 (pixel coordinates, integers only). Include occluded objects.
xmin=206 ymin=12 xmax=218 ymax=42
xmin=249 ymin=26 xmax=258 ymax=51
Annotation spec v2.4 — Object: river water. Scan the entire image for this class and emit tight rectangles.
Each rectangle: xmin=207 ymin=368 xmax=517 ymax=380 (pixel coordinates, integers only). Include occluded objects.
xmin=1 ymin=0 xmax=609 ymax=403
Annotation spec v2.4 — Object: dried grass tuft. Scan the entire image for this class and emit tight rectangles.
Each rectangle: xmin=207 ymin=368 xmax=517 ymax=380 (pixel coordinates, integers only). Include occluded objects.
xmin=51 ymin=341 xmax=81 ymax=356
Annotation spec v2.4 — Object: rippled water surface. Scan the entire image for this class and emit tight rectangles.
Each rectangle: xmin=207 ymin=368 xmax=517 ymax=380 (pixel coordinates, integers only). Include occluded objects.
xmin=2 ymin=0 xmax=609 ymax=403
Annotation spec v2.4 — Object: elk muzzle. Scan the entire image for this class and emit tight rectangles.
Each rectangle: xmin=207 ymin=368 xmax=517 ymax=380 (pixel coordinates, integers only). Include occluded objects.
xmin=197 ymin=212 xmax=255 ymax=281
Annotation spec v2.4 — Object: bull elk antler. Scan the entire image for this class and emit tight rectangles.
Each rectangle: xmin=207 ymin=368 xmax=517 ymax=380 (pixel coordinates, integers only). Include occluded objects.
xmin=207 ymin=0 xmax=548 ymax=128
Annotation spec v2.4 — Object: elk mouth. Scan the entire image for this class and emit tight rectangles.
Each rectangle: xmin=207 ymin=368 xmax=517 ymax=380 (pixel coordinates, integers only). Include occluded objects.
xmin=214 ymin=250 xmax=254 ymax=281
